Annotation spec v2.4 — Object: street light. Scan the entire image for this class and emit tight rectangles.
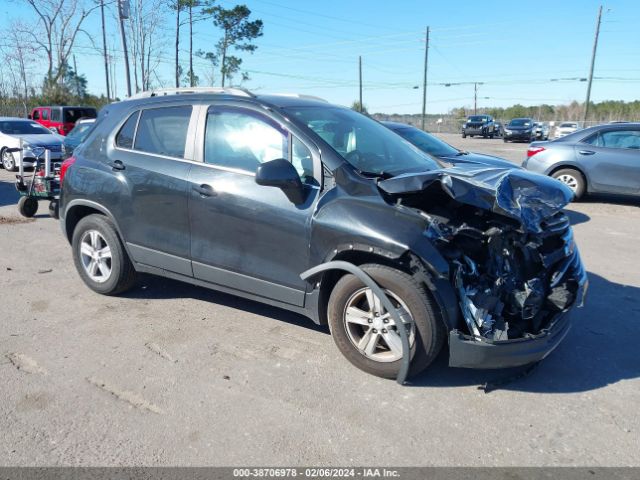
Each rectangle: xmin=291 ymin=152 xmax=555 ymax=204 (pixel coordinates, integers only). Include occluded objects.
xmin=441 ymin=81 xmax=485 ymax=114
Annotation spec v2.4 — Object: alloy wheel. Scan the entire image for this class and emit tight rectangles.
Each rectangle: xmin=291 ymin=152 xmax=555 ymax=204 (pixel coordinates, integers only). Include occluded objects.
xmin=2 ymin=151 xmax=15 ymax=170
xmin=79 ymin=230 xmax=112 ymax=283
xmin=343 ymin=287 xmax=416 ymax=363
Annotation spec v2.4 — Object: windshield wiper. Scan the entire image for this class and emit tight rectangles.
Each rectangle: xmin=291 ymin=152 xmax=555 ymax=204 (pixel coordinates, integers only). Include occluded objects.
xmin=358 ymin=169 xmax=393 ymax=179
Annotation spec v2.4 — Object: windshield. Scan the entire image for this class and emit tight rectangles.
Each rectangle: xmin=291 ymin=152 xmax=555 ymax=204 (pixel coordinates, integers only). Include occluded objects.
xmin=508 ymin=118 xmax=532 ymax=127
xmin=392 ymin=127 xmax=459 ymax=157
xmin=0 ymin=121 xmax=50 ymax=135
xmin=63 ymin=108 xmax=97 ymax=123
xmin=468 ymin=116 xmax=487 ymax=122
xmin=284 ymin=106 xmax=439 ymax=176
xmin=560 ymin=123 xmax=577 ymax=128
xmin=67 ymin=122 xmax=94 ymax=140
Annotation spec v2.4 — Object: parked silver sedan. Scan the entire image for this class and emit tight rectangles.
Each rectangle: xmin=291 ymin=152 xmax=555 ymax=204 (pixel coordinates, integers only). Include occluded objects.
xmin=523 ymin=123 xmax=640 ymax=199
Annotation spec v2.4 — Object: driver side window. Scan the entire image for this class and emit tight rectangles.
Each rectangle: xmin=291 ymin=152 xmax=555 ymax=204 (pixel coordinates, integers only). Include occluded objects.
xmin=204 ymin=108 xmax=288 ymax=173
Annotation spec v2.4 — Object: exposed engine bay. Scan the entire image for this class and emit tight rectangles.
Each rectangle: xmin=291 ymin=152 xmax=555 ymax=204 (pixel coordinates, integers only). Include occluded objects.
xmin=378 ymin=166 xmax=586 ymax=341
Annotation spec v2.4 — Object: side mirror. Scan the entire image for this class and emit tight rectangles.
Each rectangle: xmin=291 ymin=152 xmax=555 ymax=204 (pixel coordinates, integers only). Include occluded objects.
xmin=27 ymin=114 xmax=32 ymax=119
xmin=255 ymin=158 xmax=305 ymax=204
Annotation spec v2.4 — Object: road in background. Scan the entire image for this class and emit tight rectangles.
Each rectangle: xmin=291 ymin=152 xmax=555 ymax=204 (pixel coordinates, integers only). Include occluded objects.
xmin=1 ymin=138 xmax=639 ymax=466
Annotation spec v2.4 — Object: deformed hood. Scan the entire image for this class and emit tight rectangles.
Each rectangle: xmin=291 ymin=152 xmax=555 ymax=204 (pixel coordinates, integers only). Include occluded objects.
xmin=378 ymin=166 xmax=574 ymax=233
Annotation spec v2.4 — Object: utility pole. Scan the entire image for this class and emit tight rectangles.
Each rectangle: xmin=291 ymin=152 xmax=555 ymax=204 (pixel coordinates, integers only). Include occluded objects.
xmin=189 ymin=2 xmax=194 ymax=87
xmin=584 ymin=5 xmax=603 ymax=125
xmin=176 ymin=1 xmax=181 ymax=88
xmin=100 ymin=0 xmax=111 ymax=102
xmin=73 ymin=54 xmax=79 ymax=96
xmin=421 ymin=26 xmax=430 ymax=131
xmin=118 ymin=0 xmax=132 ymax=97
xmin=474 ymin=82 xmax=478 ymax=115
xmin=358 ymin=56 xmax=363 ymax=112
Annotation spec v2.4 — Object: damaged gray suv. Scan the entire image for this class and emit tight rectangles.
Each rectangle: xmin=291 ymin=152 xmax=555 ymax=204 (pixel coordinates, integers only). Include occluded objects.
xmin=59 ymin=88 xmax=587 ymax=381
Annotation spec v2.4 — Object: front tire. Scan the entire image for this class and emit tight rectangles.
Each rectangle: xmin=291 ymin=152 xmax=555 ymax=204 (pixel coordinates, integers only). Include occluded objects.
xmin=327 ymin=264 xmax=445 ymax=379
xmin=552 ymin=168 xmax=586 ymax=200
xmin=72 ymin=214 xmax=137 ymax=295
xmin=462 ymin=133 xmax=466 ymax=138
xmin=2 ymin=149 xmax=17 ymax=172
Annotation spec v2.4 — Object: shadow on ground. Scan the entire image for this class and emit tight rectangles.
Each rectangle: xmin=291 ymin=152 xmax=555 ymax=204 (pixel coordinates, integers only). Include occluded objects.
xmin=0 ymin=178 xmax=19 ymax=208
xmin=564 ymin=209 xmax=590 ymax=226
xmin=125 ymin=270 xmax=639 ymax=394
xmin=125 ymin=274 xmax=328 ymax=334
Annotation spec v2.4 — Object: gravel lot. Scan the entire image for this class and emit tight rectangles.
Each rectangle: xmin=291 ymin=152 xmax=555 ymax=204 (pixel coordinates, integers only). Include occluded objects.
xmin=1 ymin=134 xmax=639 ymax=466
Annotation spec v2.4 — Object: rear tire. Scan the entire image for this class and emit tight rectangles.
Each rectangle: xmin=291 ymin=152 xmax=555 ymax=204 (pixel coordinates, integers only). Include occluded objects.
xmin=462 ymin=133 xmax=466 ymax=138
xmin=552 ymin=168 xmax=586 ymax=200
xmin=327 ymin=264 xmax=445 ymax=379
xmin=71 ymin=214 xmax=137 ymax=295
xmin=18 ymin=196 xmax=38 ymax=217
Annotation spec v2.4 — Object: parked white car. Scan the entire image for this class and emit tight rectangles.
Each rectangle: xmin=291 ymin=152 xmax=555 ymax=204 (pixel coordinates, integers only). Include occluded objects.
xmin=0 ymin=117 xmax=64 ymax=171
xmin=554 ymin=122 xmax=580 ymax=139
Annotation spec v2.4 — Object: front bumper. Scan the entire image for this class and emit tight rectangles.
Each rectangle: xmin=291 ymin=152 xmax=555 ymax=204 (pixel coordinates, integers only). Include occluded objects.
xmin=504 ymin=131 xmax=533 ymax=141
xmin=448 ymin=311 xmax=571 ymax=368
xmin=464 ymin=127 xmax=491 ymax=135
xmin=449 ymin=245 xmax=588 ymax=369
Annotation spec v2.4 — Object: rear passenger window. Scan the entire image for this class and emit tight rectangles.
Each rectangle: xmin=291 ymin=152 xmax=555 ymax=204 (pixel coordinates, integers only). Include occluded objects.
xmin=134 ymin=106 xmax=192 ymax=158
xmin=41 ymin=109 xmax=49 ymax=120
xmin=51 ymin=109 xmax=61 ymax=122
xmin=204 ymin=108 xmax=287 ymax=172
xmin=116 ymin=111 xmax=139 ymax=149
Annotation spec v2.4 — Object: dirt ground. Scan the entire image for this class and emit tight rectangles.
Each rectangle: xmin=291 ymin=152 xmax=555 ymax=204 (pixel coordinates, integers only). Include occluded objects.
xmin=1 ymin=135 xmax=639 ymax=466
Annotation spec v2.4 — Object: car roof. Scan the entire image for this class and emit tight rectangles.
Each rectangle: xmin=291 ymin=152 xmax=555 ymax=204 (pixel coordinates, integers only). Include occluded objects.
xmin=34 ymin=105 xmax=96 ymax=109
xmin=0 ymin=117 xmax=37 ymax=122
xmin=113 ymin=89 xmax=334 ymax=110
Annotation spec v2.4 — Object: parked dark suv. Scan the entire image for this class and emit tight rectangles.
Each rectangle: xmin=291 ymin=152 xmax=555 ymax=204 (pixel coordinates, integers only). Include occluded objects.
xmin=461 ymin=115 xmax=497 ymax=139
xmin=59 ymin=88 xmax=587 ymax=381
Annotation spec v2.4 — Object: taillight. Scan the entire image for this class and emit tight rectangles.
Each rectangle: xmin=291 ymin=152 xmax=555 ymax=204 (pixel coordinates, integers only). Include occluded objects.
xmin=527 ymin=146 xmax=546 ymax=158
xmin=59 ymin=156 xmax=76 ymax=185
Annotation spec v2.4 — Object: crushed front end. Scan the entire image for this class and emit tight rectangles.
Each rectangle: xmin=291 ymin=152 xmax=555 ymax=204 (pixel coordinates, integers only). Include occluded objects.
xmin=379 ymin=166 xmax=588 ymax=368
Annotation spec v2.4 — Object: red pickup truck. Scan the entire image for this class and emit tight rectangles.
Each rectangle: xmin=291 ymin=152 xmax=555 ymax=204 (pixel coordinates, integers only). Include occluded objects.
xmin=29 ymin=106 xmax=97 ymax=136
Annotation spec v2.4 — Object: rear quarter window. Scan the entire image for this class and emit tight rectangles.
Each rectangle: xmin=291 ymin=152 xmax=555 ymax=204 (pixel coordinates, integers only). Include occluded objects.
xmin=134 ymin=106 xmax=193 ymax=158
xmin=115 ymin=111 xmax=140 ymax=149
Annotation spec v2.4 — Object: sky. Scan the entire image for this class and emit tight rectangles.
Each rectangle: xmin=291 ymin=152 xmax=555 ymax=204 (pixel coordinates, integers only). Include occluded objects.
xmin=2 ymin=0 xmax=639 ymax=114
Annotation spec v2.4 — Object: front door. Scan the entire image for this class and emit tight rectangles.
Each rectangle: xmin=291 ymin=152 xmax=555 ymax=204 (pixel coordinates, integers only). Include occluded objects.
xmin=188 ymin=105 xmax=319 ymax=306
xmin=578 ymin=128 xmax=640 ymax=195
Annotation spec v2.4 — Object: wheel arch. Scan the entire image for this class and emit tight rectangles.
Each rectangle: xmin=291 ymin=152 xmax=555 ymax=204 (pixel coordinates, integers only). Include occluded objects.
xmin=305 ymin=248 xmax=459 ymax=333
xmin=547 ymin=163 xmax=590 ymax=191
xmin=63 ymin=200 xmax=125 ymax=245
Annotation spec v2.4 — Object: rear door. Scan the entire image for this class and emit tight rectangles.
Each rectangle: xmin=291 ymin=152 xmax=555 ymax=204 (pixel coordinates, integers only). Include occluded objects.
xmin=187 ymin=103 xmax=320 ymax=306
xmin=105 ymin=104 xmax=197 ymax=275
xmin=578 ymin=128 xmax=640 ymax=195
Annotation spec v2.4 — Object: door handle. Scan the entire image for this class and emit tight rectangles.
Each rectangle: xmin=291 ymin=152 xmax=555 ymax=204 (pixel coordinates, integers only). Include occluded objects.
xmin=578 ymin=150 xmax=596 ymax=155
xmin=193 ymin=184 xmax=216 ymax=197
xmin=110 ymin=160 xmax=126 ymax=170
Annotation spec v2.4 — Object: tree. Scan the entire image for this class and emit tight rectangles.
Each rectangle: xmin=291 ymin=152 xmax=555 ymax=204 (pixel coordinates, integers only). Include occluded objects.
xmin=196 ymin=49 xmax=218 ymax=86
xmin=20 ymin=0 xmax=100 ymax=85
xmin=351 ymin=100 xmax=368 ymax=114
xmin=128 ymin=0 xmax=165 ymax=92
xmin=201 ymin=3 xmax=263 ymax=87
xmin=169 ymin=0 xmax=187 ymax=87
